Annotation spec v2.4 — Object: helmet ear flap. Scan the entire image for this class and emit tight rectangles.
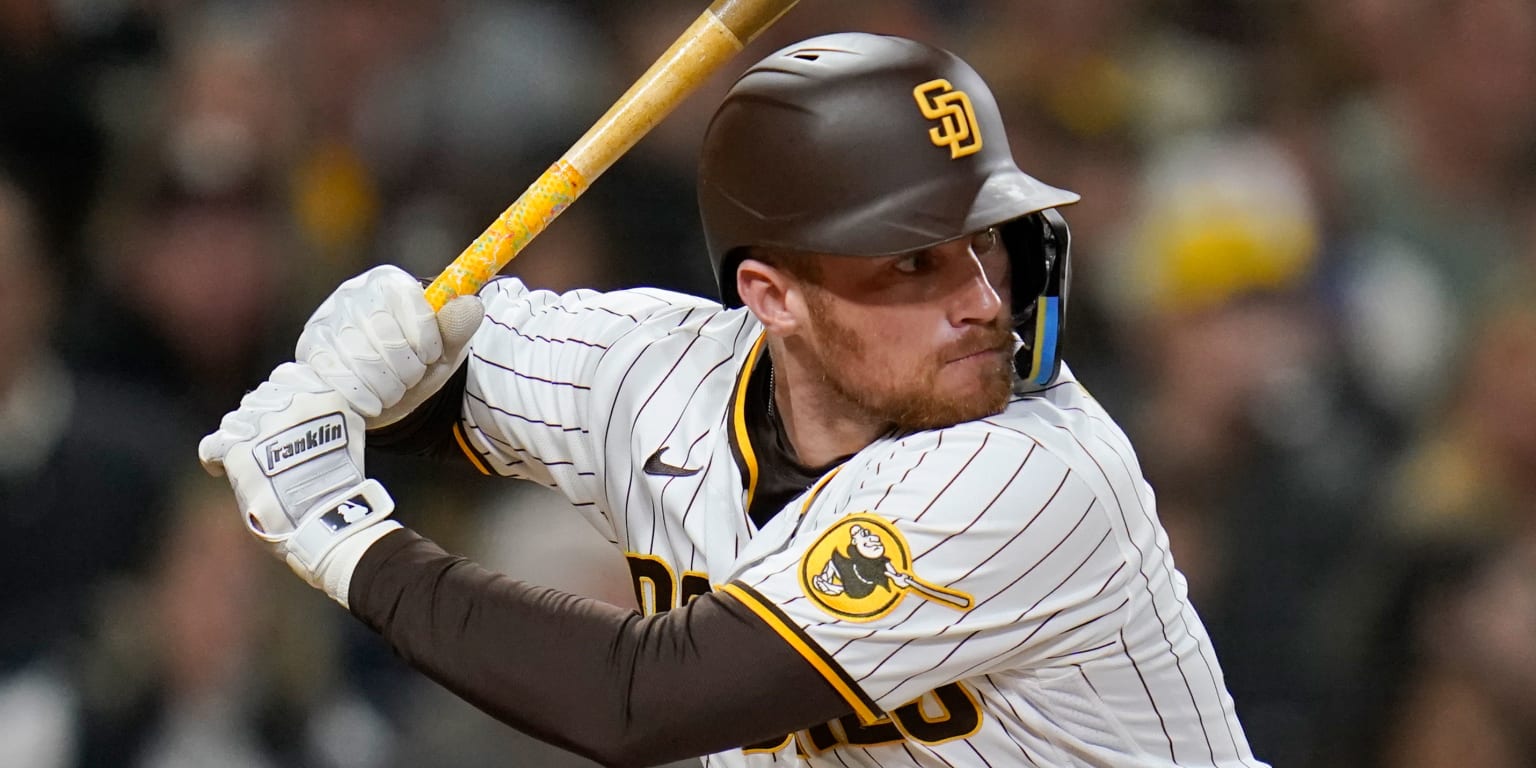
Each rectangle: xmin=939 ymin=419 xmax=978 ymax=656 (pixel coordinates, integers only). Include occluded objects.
xmin=1004 ymin=209 xmax=1071 ymax=387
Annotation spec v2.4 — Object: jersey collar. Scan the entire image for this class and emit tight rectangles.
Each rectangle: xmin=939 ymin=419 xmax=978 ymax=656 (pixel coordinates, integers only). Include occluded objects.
xmin=727 ymin=332 xmax=852 ymax=528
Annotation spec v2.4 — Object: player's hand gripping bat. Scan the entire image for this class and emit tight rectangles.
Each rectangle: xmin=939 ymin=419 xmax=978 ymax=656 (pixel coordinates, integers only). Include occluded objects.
xmin=422 ymin=0 xmax=801 ymax=311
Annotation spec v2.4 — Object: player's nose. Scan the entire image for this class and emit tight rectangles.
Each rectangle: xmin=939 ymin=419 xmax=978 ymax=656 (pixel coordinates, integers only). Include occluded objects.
xmin=946 ymin=247 xmax=1004 ymax=327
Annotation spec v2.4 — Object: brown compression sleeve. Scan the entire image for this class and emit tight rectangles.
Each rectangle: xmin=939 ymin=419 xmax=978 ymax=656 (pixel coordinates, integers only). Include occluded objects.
xmin=349 ymin=529 xmax=857 ymax=766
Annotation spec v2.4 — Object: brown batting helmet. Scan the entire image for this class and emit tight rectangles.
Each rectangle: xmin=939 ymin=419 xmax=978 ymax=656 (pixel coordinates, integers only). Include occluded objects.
xmin=698 ymin=32 xmax=1080 ymax=386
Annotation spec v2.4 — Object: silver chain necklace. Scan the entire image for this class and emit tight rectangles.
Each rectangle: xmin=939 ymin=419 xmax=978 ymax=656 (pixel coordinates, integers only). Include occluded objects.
xmin=765 ymin=363 xmax=777 ymax=420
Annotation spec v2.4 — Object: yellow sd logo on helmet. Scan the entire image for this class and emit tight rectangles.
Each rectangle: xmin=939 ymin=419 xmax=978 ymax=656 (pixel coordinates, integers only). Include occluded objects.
xmin=800 ymin=514 xmax=974 ymax=621
xmin=913 ymin=79 xmax=983 ymax=159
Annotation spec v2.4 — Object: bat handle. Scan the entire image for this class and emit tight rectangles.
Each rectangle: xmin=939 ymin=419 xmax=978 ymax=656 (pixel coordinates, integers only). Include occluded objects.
xmin=422 ymin=0 xmax=800 ymax=311
xmin=423 ymin=160 xmax=588 ymax=311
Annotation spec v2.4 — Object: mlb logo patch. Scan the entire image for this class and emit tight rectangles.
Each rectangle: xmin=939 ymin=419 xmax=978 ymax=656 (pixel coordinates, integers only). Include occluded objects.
xmin=320 ymin=496 xmax=373 ymax=532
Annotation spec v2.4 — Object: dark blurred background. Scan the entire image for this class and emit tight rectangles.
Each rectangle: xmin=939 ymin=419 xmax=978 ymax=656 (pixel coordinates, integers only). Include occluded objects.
xmin=1 ymin=1 xmax=1534 ymax=766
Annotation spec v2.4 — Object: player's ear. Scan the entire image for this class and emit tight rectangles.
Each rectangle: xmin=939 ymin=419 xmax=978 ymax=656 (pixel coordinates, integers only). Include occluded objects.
xmin=737 ymin=257 xmax=806 ymax=336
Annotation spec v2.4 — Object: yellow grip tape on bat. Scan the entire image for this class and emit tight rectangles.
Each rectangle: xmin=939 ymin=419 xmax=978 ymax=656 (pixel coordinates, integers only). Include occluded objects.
xmin=424 ymin=159 xmax=587 ymax=310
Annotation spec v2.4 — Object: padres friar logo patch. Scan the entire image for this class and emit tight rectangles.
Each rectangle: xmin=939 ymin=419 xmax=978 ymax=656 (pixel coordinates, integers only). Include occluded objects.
xmin=913 ymin=79 xmax=983 ymax=159
xmin=801 ymin=514 xmax=974 ymax=621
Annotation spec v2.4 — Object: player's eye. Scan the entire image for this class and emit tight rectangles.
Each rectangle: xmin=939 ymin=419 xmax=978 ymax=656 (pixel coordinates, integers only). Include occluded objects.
xmin=971 ymin=227 xmax=1001 ymax=256
xmin=893 ymin=251 xmax=934 ymax=275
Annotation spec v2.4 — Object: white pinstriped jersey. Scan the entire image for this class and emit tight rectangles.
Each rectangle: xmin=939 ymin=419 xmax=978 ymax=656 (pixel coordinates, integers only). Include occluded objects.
xmin=455 ymin=279 xmax=1265 ymax=767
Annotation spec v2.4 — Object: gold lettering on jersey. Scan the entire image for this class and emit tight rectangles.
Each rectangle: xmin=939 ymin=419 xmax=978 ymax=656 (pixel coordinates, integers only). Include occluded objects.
xmin=784 ymin=682 xmax=985 ymax=755
xmin=625 ymin=553 xmax=712 ymax=615
xmin=800 ymin=514 xmax=974 ymax=621
xmin=913 ymin=79 xmax=983 ymax=159
xmin=626 ymin=553 xmax=677 ymax=616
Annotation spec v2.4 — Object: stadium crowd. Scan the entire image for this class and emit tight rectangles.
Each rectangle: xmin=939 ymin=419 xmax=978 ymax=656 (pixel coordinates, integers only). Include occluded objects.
xmin=1 ymin=1 xmax=1534 ymax=766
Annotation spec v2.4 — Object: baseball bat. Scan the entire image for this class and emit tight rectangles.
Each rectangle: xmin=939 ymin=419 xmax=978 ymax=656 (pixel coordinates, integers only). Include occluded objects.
xmin=423 ymin=0 xmax=801 ymax=311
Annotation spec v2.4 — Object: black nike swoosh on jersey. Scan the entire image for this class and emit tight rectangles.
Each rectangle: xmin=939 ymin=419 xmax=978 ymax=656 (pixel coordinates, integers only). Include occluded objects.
xmin=642 ymin=446 xmax=701 ymax=477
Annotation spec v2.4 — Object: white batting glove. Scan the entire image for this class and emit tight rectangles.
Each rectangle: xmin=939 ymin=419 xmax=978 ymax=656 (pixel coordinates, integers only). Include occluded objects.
xmin=297 ymin=265 xmax=485 ymax=429
xmin=198 ymin=362 xmax=400 ymax=607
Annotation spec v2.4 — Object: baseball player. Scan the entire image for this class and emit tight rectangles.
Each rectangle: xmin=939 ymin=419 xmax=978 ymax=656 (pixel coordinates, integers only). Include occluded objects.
xmin=199 ymin=33 xmax=1265 ymax=767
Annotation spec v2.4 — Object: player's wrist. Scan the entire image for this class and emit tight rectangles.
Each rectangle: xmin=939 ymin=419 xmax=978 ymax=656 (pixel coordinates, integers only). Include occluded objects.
xmin=282 ymin=478 xmax=396 ymax=563
xmin=313 ymin=515 xmax=402 ymax=609
xmin=276 ymin=478 xmax=397 ymax=600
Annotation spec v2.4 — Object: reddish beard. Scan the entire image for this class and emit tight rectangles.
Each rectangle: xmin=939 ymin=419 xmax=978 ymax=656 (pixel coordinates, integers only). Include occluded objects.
xmin=802 ymin=290 xmax=1015 ymax=432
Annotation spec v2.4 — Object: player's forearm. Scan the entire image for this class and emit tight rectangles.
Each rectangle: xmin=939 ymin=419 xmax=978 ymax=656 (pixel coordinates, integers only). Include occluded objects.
xmin=349 ymin=528 xmax=852 ymax=766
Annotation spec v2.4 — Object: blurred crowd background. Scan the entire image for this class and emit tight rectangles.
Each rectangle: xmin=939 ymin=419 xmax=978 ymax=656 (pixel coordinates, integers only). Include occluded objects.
xmin=2 ymin=0 xmax=1534 ymax=766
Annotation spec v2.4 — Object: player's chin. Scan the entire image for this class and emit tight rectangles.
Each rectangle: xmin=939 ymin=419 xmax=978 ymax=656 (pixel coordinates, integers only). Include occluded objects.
xmin=898 ymin=370 xmax=1011 ymax=430
xmin=895 ymin=396 xmax=1005 ymax=432
xmin=964 ymin=379 xmax=1013 ymax=420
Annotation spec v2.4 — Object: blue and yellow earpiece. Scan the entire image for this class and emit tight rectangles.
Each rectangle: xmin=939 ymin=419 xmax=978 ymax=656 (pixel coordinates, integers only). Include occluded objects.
xmin=1008 ymin=209 xmax=1070 ymax=388
xmin=1026 ymin=295 xmax=1062 ymax=387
